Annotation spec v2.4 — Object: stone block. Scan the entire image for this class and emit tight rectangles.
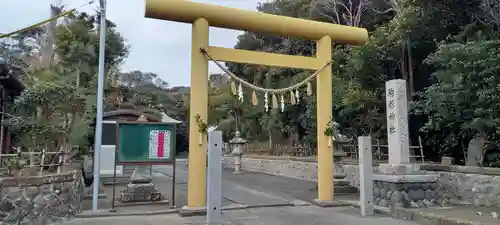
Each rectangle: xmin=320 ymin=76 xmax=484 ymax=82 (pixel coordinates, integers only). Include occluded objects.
xmin=312 ymin=199 xmax=350 ymax=208
xmin=441 ymin=157 xmax=455 ymax=166
xmin=377 ymin=164 xmax=423 ymax=175
xmin=179 ymin=206 xmax=206 ymax=217
xmin=373 ymin=174 xmax=438 ymax=183
xmin=412 ymin=211 xmax=442 ymax=225
xmin=120 ymin=191 xmax=162 ymax=202
xmin=334 ymin=185 xmax=358 ymax=194
xmin=126 ymin=183 xmax=157 ymax=193
xmin=334 ymin=179 xmax=350 ymax=186
xmin=130 ymin=166 xmax=153 ymax=184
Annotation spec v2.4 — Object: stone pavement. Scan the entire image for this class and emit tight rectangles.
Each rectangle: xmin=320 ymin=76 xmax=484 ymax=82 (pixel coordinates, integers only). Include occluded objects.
xmin=149 ymin=160 xmax=314 ymax=208
xmin=81 ymin=159 xmax=309 ymax=213
xmin=79 ymin=159 xmax=500 ymax=225
xmin=64 ymin=205 xmax=421 ymax=225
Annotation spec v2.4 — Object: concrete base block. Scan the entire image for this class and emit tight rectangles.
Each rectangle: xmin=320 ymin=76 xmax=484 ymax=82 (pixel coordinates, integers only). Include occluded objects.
xmin=84 ymin=192 xmax=107 ymax=200
xmin=312 ymin=199 xmax=350 ymax=208
xmin=334 ymin=185 xmax=358 ymax=194
xmin=377 ymin=164 xmax=424 ymax=175
xmin=179 ymin=205 xmax=206 ymax=217
xmin=117 ymin=199 xmax=170 ymax=208
xmin=291 ymin=200 xmax=310 ymax=206
xmin=372 ymin=174 xmax=438 ymax=183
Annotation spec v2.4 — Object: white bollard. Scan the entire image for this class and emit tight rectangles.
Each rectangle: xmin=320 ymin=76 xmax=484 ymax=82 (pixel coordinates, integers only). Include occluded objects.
xmin=207 ymin=131 xmax=223 ymax=225
xmin=358 ymin=136 xmax=374 ymax=216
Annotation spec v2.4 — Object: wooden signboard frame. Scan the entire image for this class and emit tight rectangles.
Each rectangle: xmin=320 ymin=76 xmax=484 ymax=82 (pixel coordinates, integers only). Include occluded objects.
xmin=111 ymin=121 xmax=177 ymax=209
xmin=115 ymin=121 xmax=176 ymax=165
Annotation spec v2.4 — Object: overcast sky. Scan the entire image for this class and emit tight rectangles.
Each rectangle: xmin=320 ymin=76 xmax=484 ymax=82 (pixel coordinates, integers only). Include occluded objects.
xmin=0 ymin=0 xmax=261 ymax=86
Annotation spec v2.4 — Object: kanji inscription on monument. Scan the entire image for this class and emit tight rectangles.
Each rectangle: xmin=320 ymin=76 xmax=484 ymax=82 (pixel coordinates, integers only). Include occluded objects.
xmin=385 ymin=79 xmax=410 ymax=165
xmin=148 ymin=130 xmax=171 ymax=159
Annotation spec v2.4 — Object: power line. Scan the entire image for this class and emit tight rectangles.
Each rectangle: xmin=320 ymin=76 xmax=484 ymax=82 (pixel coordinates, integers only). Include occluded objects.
xmin=0 ymin=0 xmax=96 ymax=39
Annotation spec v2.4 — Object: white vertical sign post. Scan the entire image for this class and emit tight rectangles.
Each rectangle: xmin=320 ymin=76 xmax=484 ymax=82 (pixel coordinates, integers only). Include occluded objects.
xmin=385 ymin=79 xmax=410 ymax=164
xmin=206 ymin=131 xmax=223 ymax=225
xmin=358 ymin=136 xmax=373 ymax=216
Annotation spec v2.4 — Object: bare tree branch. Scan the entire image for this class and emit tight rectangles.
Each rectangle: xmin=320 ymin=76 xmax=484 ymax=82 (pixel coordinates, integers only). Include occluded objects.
xmin=479 ymin=0 xmax=500 ymax=27
xmin=314 ymin=0 xmax=370 ymax=27
xmin=372 ymin=8 xmax=398 ymax=14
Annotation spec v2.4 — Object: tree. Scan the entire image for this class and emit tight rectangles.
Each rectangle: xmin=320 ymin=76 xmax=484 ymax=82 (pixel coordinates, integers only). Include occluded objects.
xmin=413 ymin=37 xmax=500 ymax=162
xmin=2 ymin=11 xmax=129 ymax=167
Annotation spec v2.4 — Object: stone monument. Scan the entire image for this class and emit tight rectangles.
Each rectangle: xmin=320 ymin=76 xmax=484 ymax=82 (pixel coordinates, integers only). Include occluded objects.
xmin=372 ymin=79 xmax=439 ymax=208
xmin=385 ymin=79 xmax=410 ymax=165
xmin=120 ymin=114 xmax=163 ymax=203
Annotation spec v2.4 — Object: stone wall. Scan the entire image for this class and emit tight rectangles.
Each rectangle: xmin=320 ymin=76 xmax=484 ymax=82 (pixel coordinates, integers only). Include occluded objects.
xmin=400 ymin=165 xmax=500 ymax=207
xmin=222 ymin=157 xmax=361 ymax=187
xmin=0 ymin=170 xmax=84 ymax=225
xmin=223 ymin=157 xmax=500 ymax=207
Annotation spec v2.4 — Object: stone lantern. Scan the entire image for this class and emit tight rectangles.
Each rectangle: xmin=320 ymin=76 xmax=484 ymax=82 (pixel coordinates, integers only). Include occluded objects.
xmin=331 ymin=121 xmax=357 ymax=193
xmin=229 ymin=131 xmax=246 ymax=174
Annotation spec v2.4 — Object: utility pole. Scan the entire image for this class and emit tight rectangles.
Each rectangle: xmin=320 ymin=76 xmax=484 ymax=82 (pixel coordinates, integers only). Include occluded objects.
xmin=92 ymin=0 xmax=107 ymax=212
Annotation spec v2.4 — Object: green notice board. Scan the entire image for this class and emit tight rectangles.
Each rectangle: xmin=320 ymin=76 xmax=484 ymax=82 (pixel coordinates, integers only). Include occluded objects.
xmin=116 ymin=121 xmax=176 ymax=165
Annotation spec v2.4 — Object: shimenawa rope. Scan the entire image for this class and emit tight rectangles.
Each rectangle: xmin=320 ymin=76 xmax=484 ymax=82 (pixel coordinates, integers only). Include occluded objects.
xmin=200 ymin=46 xmax=331 ymax=93
xmin=0 ymin=1 xmax=96 ymax=39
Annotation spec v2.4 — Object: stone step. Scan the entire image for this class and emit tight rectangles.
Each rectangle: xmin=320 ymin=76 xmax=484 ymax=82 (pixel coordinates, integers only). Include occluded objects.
xmin=334 ymin=185 xmax=358 ymax=194
xmin=115 ymin=199 xmax=170 ymax=208
xmin=101 ymin=176 xmax=130 ymax=185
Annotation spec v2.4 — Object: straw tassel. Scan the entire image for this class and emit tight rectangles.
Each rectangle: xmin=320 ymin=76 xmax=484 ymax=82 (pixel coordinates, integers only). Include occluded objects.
xmin=252 ymin=90 xmax=258 ymax=106
xmin=306 ymin=82 xmax=313 ymax=96
xmin=230 ymin=80 xmax=237 ymax=96
xmin=272 ymin=93 xmax=278 ymax=109
xmin=264 ymin=92 xmax=269 ymax=112
xmin=280 ymin=94 xmax=285 ymax=112
xmin=290 ymin=91 xmax=296 ymax=105
xmin=295 ymin=89 xmax=300 ymax=104
xmin=237 ymin=83 xmax=243 ymax=102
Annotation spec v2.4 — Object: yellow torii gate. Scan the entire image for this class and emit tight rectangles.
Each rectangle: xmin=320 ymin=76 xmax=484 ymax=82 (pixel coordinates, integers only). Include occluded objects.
xmin=145 ymin=0 xmax=368 ymax=209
